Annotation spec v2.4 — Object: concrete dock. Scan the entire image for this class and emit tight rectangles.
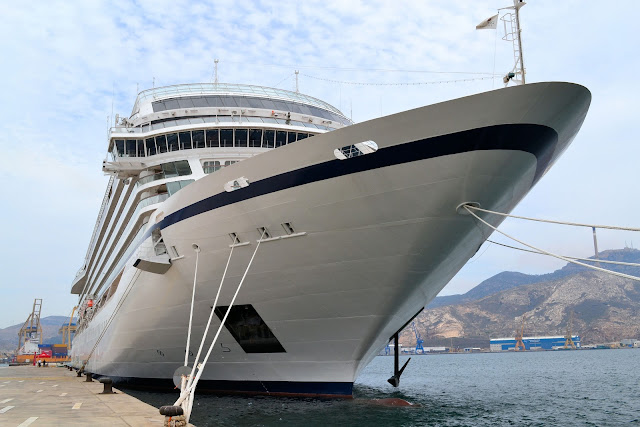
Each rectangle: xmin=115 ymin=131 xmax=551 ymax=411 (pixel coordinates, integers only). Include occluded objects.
xmin=0 ymin=365 xmax=168 ymax=426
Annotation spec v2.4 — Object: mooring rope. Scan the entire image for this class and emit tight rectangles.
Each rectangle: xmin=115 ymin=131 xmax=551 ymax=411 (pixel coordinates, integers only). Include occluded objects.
xmin=184 ymin=246 xmax=200 ymax=367
xmin=463 ymin=205 xmax=640 ymax=282
xmin=175 ymin=230 xmax=266 ymax=420
xmin=465 ymin=204 xmax=640 ymax=232
xmin=180 ymin=244 xmax=236 ymax=413
xmin=486 ymin=239 xmax=640 ymax=268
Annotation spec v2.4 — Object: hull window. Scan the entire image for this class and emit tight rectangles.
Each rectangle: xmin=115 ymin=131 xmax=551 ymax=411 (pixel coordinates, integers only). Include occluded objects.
xmin=214 ymin=304 xmax=286 ymax=353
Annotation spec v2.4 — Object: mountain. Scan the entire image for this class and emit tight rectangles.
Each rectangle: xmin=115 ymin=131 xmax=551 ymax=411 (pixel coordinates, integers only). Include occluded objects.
xmin=0 ymin=316 xmax=74 ymax=353
xmin=402 ymin=248 xmax=640 ymax=348
xmin=428 ymin=248 xmax=640 ymax=309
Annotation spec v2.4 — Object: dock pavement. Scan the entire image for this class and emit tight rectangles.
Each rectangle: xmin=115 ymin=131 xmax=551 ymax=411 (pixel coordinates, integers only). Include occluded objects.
xmin=0 ymin=364 xmax=177 ymax=426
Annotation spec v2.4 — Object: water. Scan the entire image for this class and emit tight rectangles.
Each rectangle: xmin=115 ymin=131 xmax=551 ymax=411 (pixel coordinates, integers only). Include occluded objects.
xmin=127 ymin=349 xmax=640 ymax=426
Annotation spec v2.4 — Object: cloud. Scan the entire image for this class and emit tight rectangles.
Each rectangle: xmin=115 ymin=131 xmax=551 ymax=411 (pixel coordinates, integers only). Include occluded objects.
xmin=0 ymin=0 xmax=639 ymax=324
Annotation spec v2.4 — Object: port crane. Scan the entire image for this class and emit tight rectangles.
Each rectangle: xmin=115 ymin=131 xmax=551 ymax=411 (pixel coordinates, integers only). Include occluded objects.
xmin=58 ymin=306 xmax=77 ymax=350
xmin=564 ymin=311 xmax=577 ymax=349
xmin=17 ymin=298 xmax=43 ymax=353
xmin=514 ymin=315 xmax=526 ymax=351
xmin=411 ymin=322 xmax=424 ymax=354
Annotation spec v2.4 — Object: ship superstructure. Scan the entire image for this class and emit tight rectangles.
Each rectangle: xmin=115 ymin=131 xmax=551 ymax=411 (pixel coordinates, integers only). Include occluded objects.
xmin=70 ymin=81 xmax=591 ymax=396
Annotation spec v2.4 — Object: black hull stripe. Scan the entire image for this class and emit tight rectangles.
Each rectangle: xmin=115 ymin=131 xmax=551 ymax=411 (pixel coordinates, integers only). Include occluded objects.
xmin=152 ymin=123 xmax=558 ymax=236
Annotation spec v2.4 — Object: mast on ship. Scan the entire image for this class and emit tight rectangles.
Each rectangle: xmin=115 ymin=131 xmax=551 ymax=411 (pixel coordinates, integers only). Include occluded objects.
xmin=501 ymin=0 xmax=526 ymax=86
xmin=477 ymin=0 xmax=526 ymax=86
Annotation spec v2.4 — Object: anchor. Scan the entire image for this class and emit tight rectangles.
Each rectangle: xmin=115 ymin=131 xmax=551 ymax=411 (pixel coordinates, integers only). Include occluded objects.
xmin=387 ymin=332 xmax=411 ymax=387
xmin=386 ymin=308 xmax=423 ymax=387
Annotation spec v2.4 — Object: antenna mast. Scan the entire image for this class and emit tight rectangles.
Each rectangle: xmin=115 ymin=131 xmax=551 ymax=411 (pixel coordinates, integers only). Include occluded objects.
xmin=295 ymin=70 xmax=299 ymax=93
xmin=501 ymin=0 xmax=526 ymax=86
xmin=214 ymin=59 xmax=219 ymax=85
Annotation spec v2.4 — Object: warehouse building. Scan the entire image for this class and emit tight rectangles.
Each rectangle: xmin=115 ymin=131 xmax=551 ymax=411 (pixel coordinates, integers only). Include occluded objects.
xmin=490 ymin=336 xmax=581 ymax=351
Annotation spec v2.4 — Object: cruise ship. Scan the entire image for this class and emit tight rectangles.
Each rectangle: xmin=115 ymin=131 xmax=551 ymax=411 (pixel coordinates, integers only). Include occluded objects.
xmin=69 ymin=81 xmax=591 ymax=397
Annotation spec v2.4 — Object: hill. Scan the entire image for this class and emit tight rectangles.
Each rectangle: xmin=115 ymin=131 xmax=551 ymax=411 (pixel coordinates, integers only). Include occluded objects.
xmin=402 ymin=249 xmax=640 ymax=348
xmin=0 ymin=316 xmax=73 ymax=353
xmin=427 ymin=248 xmax=640 ymax=309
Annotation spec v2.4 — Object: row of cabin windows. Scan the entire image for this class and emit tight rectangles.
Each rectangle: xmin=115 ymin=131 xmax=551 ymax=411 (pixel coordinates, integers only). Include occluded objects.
xmin=114 ymin=129 xmax=314 ymax=158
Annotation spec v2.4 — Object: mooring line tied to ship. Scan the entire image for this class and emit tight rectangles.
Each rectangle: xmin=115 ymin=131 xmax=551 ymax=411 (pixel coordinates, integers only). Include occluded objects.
xmin=461 ymin=203 xmax=640 ymax=282
xmin=173 ymin=229 xmax=267 ymax=422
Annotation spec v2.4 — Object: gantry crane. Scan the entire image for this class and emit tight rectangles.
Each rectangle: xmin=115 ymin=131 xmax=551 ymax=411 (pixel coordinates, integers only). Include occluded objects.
xmin=17 ymin=298 xmax=43 ymax=352
xmin=411 ymin=322 xmax=424 ymax=354
xmin=514 ymin=315 xmax=526 ymax=351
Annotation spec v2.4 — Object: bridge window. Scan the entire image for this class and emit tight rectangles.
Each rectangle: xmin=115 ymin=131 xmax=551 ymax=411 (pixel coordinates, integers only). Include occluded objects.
xmin=156 ymin=135 xmax=168 ymax=153
xmin=235 ymin=129 xmax=248 ymax=147
xmin=297 ymin=133 xmax=309 ymax=140
xmin=275 ymin=130 xmax=286 ymax=147
xmin=146 ymin=138 xmax=156 ymax=156
xmin=249 ymin=129 xmax=262 ymax=147
xmin=166 ymin=133 xmax=179 ymax=152
xmin=136 ymin=140 xmax=145 ymax=157
xmin=287 ymin=132 xmax=297 ymax=144
xmin=179 ymin=132 xmax=192 ymax=150
xmin=220 ymin=129 xmax=233 ymax=147
xmin=115 ymin=140 xmax=125 ymax=156
xmin=192 ymin=130 xmax=205 ymax=148
xmin=126 ymin=140 xmax=137 ymax=157
xmin=263 ymin=130 xmax=275 ymax=148
xmin=206 ymin=129 xmax=219 ymax=147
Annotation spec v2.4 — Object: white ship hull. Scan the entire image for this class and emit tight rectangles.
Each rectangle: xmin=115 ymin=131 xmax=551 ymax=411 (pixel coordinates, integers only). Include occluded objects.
xmin=70 ymin=82 xmax=590 ymax=396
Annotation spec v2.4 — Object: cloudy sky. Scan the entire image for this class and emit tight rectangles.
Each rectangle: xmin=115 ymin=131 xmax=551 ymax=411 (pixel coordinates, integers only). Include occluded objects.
xmin=0 ymin=1 xmax=638 ymax=328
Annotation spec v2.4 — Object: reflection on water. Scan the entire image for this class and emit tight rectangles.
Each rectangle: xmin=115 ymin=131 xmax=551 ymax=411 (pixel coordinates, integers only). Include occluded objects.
xmin=126 ymin=349 xmax=640 ymax=426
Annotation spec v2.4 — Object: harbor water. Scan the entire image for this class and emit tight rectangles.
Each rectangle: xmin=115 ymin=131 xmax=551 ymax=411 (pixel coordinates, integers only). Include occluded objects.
xmin=127 ymin=348 xmax=639 ymax=426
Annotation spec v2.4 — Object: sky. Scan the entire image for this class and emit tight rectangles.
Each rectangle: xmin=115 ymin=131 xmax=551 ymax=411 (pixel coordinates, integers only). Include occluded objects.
xmin=0 ymin=0 xmax=638 ymax=328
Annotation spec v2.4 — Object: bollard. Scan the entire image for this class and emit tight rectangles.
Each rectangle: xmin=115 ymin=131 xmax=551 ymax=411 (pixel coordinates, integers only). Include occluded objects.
xmin=99 ymin=377 xmax=116 ymax=394
xmin=76 ymin=369 xmax=82 ymax=377
xmin=85 ymin=373 xmax=93 ymax=382
xmin=159 ymin=406 xmax=186 ymax=427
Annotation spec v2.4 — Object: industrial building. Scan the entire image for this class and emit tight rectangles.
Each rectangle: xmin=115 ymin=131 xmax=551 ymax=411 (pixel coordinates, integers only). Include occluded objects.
xmin=490 ymin=335 xmax=581 ymax=351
